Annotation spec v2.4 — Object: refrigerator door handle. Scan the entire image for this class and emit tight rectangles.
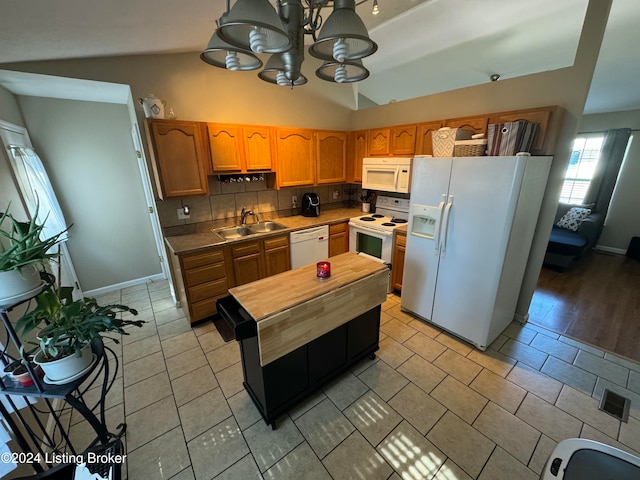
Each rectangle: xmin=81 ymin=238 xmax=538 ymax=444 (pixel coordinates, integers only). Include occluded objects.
xmin=440 ymin=195 xmax=454 ymax=254
xmin=433 ymin=194 xmax=447 ymax=254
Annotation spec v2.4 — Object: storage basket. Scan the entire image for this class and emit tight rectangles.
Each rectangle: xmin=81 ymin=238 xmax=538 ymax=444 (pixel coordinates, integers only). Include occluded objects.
xmin=432 ymin=127 xmax=474 ymax=157
xmin=487 ymin=121 xmax=539 ymax=156
xmin=454 ymin=139 xmax=487 ymax=157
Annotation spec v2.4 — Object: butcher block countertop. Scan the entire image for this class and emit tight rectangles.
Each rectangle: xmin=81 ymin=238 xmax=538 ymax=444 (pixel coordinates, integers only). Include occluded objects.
xmin=164 ymin=206 xmax=361 ymax=255
xmin=230 ymin=252 xmax=389 ymax=366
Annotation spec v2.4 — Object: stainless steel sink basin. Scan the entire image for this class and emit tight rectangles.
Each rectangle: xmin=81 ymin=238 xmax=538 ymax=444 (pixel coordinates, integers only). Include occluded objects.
xmin=248 ymin=222 xmax=287 ymax=233
xmin=213 ymin=226 xmax=253 ymax=240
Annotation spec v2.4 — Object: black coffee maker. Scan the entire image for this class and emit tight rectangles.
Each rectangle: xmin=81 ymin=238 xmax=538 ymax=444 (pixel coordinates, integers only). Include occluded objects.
xmin=301 ymin=192 xmax=320 ymax=217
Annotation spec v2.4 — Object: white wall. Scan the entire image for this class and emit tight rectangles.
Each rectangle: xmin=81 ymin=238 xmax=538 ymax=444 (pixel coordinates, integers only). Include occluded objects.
xmin=0 ymin=86 xmax=27 ymax=217
xmin=579 ymin=109 xmax=640 ymax=251
xmin=16 ymin=96 xmax=161 ymax=291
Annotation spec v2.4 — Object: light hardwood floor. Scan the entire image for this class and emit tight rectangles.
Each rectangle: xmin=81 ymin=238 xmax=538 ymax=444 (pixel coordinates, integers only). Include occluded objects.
xmin=530 ymin=250 xmax=640 ymax=363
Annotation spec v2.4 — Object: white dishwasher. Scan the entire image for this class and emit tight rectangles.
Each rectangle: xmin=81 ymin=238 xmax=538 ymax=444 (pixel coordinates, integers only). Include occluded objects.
xmin=290 ymin=225 xmax=329 ymax=269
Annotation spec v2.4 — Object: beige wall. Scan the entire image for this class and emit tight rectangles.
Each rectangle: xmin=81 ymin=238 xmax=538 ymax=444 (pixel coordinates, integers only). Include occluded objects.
xmin=0 ymin=85 xmax=28 ymax=216
xmin=1 ymin=53 xmax=354 ymax=130
xmin=579 ymin=109 xmax=640 ymax=251
xmin=16 ymin=96 xmax=162 ymax=291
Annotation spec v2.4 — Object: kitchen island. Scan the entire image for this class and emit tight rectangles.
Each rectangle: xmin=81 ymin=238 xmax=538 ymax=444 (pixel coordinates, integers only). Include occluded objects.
xmin=217 ymin=252 xmax=388 ymax=428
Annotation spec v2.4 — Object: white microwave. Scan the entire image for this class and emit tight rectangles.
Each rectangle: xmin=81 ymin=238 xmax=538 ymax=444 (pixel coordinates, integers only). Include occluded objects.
xmin=362 ymin=157 xmax=413 ymax=193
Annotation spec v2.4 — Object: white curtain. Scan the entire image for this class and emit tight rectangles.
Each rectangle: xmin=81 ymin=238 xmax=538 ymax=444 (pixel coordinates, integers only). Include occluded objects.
xmin=8 ymin=146 xmax=70 ymax=242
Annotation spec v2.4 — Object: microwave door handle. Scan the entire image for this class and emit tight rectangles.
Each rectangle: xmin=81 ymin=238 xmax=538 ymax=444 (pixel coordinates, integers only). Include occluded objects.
xmin=393 ymin=167 xmax=400 ymax=189
xmin=440 ymin=195 xmax=453 ymax=254
xmin=434 ymin=194 xmax=446 ymax=254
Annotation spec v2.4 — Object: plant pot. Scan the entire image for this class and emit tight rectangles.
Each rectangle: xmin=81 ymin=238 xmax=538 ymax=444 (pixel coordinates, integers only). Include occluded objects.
xmin=0 ymin=265 xmax=42 ymax=306
xmin=34 ymin=343 xmax=95 ymax=384
xmin=11 ymin=364 xmax=44 ymax=387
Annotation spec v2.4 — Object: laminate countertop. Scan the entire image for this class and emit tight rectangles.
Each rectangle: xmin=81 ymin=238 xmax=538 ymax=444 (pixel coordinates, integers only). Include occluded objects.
xmin=164 ymin=207 xmax=362 ymax=255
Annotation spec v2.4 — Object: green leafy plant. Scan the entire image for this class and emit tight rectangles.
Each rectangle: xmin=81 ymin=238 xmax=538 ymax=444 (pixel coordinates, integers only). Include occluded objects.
xmin=16 ymin=285 xmax=144 ymax=360
xmin=0 ymin=203 xmax=69 ymax=272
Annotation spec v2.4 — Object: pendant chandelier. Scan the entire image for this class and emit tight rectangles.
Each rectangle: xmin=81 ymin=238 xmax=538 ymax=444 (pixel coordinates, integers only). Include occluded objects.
xmin=201 ymin=0 xmax=378 ymax=87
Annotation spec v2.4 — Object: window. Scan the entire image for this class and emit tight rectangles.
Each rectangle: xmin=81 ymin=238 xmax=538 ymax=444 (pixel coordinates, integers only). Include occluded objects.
xmin=559 ymin=134 xmax=604 ymax=204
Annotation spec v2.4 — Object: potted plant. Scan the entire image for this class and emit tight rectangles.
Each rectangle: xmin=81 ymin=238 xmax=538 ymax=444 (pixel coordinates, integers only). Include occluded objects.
xmin=15 ymin=285 xmax=144 ymax=384
xmin=0 ymin=203 xmax=68 ymax=305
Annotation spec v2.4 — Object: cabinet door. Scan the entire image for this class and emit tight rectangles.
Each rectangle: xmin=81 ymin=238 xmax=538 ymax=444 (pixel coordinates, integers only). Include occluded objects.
xmin=347 ymin=130 xmax=368 ymax=183
xmin=147 ymin=119 xmax=209 ymax=199
xmin=390 ymin=125 xmax=417 ymax=155
xmin=276 ymin=128 xmax=315 ymax=187
xmin=368 ymin=128 xmax=390 ymax=156
xmin=208 ymin=123 xmax=244 ymax=172
xmin=445 ymin=116 xmax=489 ymax=135
xmin=391 ymin=233 xmax=406 ymax=291
xmin=243 ymin=126 xmax=273 ymax=171
xmin=233 ymin=253 xmax=263 ymax=286
xmin=415 ymin=121 xmax=444 ymax=156
xmin=316 ymin=130 xmax=347 ymax=184
xmin=264 ymin=245 xmax=291 ymax=277
xmin=329 ymin=222 xmax=349 ymax=257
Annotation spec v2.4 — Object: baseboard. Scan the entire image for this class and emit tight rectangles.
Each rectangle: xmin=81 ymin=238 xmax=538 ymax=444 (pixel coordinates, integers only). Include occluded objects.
xmin=514 ymin=312 xmax=529 ymax=324
xmin=594 ymin=245 xmax=626 ymax=255
xmin=84 ymin=273 xmax=166 ymax=297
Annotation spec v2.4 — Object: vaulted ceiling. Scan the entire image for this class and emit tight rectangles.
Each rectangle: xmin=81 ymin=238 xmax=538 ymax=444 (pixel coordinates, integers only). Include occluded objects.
xmin=0 ymin=0 xmax=637 ymax=114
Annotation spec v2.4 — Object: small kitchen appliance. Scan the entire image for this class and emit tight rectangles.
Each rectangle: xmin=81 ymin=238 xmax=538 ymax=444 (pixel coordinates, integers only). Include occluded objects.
xmin=301 ymin=192 xmax=320 ymax=217
xmin=362 ymin=157 xmax=413 ymax=193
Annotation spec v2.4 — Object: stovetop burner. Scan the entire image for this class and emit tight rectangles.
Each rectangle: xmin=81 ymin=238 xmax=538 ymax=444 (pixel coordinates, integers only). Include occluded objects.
xmin=391 ymin=218 xmax=407 ymax=224
xmin=371 ymin=214 xmax=385 ymax=218
xmin=360 ymin=216 xmax=375 ymax=221
xmin=381 ymin=222 xmax=396 ymax=227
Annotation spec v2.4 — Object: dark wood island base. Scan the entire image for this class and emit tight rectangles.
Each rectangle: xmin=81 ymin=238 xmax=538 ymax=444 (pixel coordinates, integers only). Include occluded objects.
xmin=218 ymin=297 xmax=381 ymax=429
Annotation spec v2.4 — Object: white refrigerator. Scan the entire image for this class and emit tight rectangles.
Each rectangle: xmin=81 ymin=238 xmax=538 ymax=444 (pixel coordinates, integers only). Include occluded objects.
xmin=401 ymin=155 xmax=552 ymax=350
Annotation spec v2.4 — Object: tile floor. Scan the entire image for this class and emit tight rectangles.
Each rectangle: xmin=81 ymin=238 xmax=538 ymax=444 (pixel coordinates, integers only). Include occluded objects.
xmin=63 ymin=280 xmax=640 ymax=480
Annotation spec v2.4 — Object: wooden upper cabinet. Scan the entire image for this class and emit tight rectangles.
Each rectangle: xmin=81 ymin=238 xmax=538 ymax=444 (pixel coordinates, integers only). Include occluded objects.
xmin=146 ymin=119 xmax=209 ymax=199
xmin=208 ymin=123 xmax=244 ymax=172
xmin=316 ymin=130 xmax=347 ymax=184
xmin=347 ymin=130 xmax=368 ymax=183
xmin=445 ymin=115 xmax=489 ymax=135
xmin=390 ymin=124 xmax=417 ymax=155
xmin=369 ymin=128 xmax=390 ymax=156
xmin=415 ymin=121 xmax=444 ymax=156
xmin=243 ymin=126 xmax=273 ymax=171
xmin=488 ymin=106 xmax=558 ymax=155
xmin=276 ymin=128 xmax=315 ymax=187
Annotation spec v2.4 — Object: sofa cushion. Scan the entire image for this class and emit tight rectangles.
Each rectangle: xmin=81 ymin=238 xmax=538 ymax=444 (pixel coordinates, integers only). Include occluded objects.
xmin=556 ymin=207 xmax=592 ymax=231
xmin=548 ymin=226 xmax=588 ymax=255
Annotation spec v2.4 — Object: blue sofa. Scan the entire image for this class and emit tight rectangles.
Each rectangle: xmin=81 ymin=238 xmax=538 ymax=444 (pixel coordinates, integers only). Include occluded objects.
xmin=544 ymin=203 xmax=605 ymax=271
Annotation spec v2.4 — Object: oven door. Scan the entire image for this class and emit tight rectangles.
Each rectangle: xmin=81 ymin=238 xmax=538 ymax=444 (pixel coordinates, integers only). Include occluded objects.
xmin=348 ymin=222 xmax=393 ymax=263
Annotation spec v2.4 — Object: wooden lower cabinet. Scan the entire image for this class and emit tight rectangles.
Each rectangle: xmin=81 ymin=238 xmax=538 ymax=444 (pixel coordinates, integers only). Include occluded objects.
xmin=172 ymin=247 xmax=229 ymax=323
xmin=329 ymin=222 xmax=349 ymax=257
xmin=229 ymin=234 xmax=290 ymax=287
xmin=392 ymin=230 xmax=406 ymax=292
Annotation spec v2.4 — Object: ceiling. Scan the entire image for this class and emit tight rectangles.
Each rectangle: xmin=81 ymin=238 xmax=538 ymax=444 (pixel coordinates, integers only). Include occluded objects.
xmin=0 ymin=0 xmax=638 ymax=115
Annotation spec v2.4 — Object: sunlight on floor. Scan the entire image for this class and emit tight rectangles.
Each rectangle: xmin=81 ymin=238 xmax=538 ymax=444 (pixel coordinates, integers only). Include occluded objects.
xmin=381 ymin=431 xmax=444 ymax=480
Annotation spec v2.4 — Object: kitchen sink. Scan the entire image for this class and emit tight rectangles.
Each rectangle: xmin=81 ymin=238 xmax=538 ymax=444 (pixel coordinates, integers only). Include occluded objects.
xmin=248 ymin=222 xmax=287 ymax=233
xmin=214 ymin=226 xmax=254 ymax=240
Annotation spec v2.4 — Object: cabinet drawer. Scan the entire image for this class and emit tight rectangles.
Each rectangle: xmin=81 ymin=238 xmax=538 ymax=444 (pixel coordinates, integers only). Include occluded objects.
xmin=190 ymin=297 xmax=219 ymax=321
xmin=188 ymin=277 xmax=229 ymax=303
xmin=395 ymin=232 xmax=406 ymax=247
xmin=329 ymin=222 xmax=348 ymax=235
xmin=232 ymin=240 xmax=261 ymax=258
xmin=185 ymin=262 xmax=226 ymax=286
xmin=182 ymin=249 xmax=224 ymax=269
xmin=264 ymin=235 xmax=289 ymax=250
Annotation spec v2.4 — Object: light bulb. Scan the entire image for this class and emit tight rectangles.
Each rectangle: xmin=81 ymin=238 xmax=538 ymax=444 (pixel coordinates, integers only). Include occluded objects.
xmin=372 ymin=0 xmax=380 ymax=15
xmin=249 ymin=26 xmax=267 ymax=54
xmin=276 ymin=71 xmax=289 ymax=86
xmin=333 ymin=38 xmax=349 ymax=63
xmin=225 ymin=51 xmax=240 ymax=71
xmin=335 ymin=65 xmax=348 ymax=83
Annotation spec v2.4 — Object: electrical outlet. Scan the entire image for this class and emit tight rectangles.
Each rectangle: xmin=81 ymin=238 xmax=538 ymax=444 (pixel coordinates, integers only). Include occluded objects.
xmin=292 ymin=195 xmax=297 ymax=207
xmin=177 ymin=208 xmax=190 ymax=220
xmin=332 ymin=190 xmax=339 ymax=199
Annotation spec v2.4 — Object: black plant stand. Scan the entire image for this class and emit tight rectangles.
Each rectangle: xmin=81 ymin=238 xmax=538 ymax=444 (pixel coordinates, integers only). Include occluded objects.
xmin=0 ymin=288 xmax=124 ymax=474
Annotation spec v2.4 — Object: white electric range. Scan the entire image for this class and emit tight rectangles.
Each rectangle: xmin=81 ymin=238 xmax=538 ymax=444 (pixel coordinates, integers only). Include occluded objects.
xmin=348 ymin=196 xmax=410 ymax=291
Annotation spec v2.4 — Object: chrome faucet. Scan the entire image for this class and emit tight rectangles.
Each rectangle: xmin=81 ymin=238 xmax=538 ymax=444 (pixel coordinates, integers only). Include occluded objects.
xmin=241 ymin=207 xmax=259 ymax=225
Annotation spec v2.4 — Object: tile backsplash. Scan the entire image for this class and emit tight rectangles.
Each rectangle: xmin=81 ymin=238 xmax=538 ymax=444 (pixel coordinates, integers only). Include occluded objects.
xmin=156 ymin=175 xmax=362 ymax=228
